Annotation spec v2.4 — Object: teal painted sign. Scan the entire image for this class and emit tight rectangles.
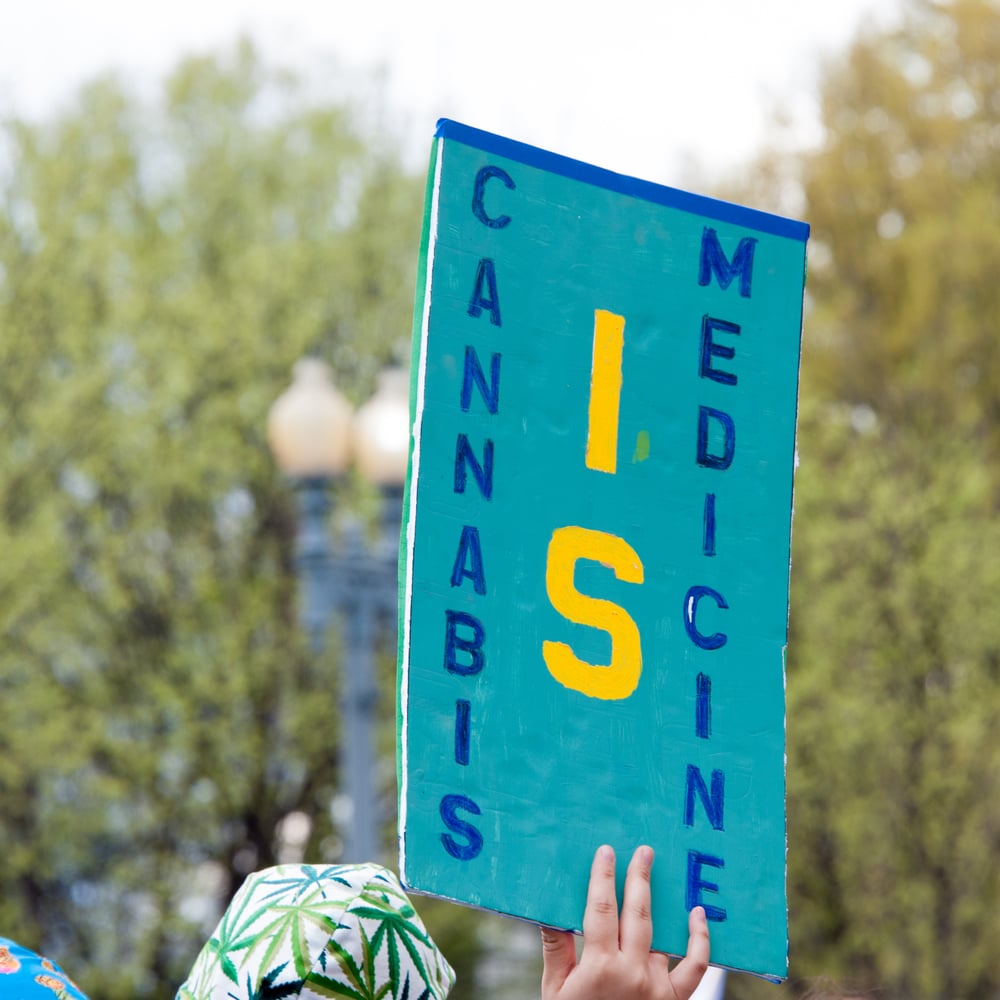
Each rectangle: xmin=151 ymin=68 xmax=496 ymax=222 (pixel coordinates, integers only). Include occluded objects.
xmin=397 ymin=120 xmax=808 ymax=980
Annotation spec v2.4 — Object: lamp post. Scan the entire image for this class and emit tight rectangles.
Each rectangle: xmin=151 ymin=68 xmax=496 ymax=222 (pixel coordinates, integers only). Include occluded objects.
xmin=267 ymin=359 xmax=409 ymax=863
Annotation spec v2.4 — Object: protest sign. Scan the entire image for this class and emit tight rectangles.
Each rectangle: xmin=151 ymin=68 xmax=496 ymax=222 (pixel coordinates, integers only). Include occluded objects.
xmin=398 ymin=119 xmax=808 ymax=979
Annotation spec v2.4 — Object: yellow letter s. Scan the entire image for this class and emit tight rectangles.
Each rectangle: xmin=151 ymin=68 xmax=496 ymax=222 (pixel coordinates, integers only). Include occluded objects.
xmin=543 ymin=526 xmax=644 ymax=700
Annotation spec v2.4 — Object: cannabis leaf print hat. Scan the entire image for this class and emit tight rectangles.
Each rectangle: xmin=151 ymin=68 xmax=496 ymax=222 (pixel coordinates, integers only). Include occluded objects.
xmin=176 ymin=863 xmax=455 ymax=1000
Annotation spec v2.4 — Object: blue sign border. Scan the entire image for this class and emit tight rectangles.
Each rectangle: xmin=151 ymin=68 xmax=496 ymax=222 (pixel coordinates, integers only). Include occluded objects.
xmin=435 ymin=119 xmax=810 ymax=243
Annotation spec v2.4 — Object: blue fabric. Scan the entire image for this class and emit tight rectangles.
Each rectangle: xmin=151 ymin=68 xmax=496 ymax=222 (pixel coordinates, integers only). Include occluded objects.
xmin=0 ymin=937 xmax=90 ymax=999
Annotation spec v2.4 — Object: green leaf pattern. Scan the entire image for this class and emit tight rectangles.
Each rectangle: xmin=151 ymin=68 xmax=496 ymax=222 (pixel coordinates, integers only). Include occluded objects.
xmin=176 ymin=865 xmax=454 ymax=1000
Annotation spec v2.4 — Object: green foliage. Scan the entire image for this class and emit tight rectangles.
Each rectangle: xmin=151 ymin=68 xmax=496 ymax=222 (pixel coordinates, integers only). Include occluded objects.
xmin=728 ymin=3 xmax=1000 ymax=998
xmin=783 ymin=407 xmax=1000 ymax=1000
xmin=8 ymin=6 xmax=1000 ymax=998
xmin=0 ymin=41 xmax=429 ymax=998
xmin=803 ymin=0 xmax=1000 ymax=447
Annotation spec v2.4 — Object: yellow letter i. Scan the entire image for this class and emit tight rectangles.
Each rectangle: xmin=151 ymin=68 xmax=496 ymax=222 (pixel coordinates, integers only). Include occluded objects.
xmin=585 ymin=309 xmax=625 ymax=474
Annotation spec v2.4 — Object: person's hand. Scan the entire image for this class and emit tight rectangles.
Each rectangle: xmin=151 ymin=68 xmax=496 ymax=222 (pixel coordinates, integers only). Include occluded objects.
xmin=540 ymin=844 xmax=710 ymax=1000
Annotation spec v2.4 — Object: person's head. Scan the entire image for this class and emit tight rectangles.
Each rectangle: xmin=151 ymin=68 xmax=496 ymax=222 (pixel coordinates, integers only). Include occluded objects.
xmin=177 ymin=862 xmax=455 ymax=1000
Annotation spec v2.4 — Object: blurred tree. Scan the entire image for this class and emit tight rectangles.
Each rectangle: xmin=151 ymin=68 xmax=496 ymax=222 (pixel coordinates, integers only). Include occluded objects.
xmin=0 ymin=40 xmax=499 ymax=999
xmin=725 ymin=2 xmax=1000 ymax=998
xmin=784 ymin=405 xmax=1000 ymax=1000
xmin=802 ymin=0 xmax=1000 ymax=448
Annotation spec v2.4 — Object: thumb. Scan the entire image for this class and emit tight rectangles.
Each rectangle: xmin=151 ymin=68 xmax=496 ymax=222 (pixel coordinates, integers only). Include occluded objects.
xmin=539 ymin=926 xmax=577 ymax=997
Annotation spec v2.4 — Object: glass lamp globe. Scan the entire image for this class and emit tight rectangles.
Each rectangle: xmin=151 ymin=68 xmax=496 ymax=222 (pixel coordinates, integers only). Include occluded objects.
xmin=352 ymin=368 xmax=411 ymax=487
xmin=267 ymin=358 xmax=354 ymax=477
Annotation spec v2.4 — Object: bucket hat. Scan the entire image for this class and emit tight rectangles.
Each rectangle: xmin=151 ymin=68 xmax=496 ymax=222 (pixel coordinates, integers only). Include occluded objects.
xmin=176 ymin=863 xmax=455 ymax=1000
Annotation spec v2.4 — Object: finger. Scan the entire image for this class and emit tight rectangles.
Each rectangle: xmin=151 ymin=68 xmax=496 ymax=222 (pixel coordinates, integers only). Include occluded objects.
xmin=666 ymin=906 xmax=711 ymax=1000
xmin=649 ymin=950 xmax=672 ymax=977
xmin=620 ymin=844 xmax=655 ymax=959
xmin=581 ymin=844 xmax=619 ymax=953
xmin=539 ymin=926 xmax=577 ymax=997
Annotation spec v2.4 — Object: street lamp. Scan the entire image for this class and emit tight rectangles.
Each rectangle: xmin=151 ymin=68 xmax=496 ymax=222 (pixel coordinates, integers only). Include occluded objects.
xmin=267 ymin=359 xmax=409 ymax=863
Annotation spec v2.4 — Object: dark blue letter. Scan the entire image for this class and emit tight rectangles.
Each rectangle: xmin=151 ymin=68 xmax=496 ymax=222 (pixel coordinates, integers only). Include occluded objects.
xmin=454 ymin=434 xmax=494 ymax=499
xmin=684 ymin=764 xmax=725 ymax=830
xmin=684 ymin=585 xmax=729 ymax=650
xmin=698 ymin=227 xmax=757 ymax=298
xmin=686 ymin=851 xmax=727 ymax=921
xmin=461 ymin=346 xmax=501 ymax=414
xmin=696 ymin=672 xmax=712 ymax=739
xmin=703 ymin=493 xmax=716 ymax=557
xmin=444 ymin=610 xmax=485 ymax=675
xmin=440 ymin=794 xmax=483 ymax=860
xmin=468 ymin=258 xmax=502 ymax=326
xmin=700 ymin=315 xmax=741 ymax=386
xmin=697 ymin=406 xmax=735 ymax=470
xmin=454 ymin=699 xmax=471 ymax=766
xmin=450 ymin=525 xmax=486 ymax=595
xmin=472 ymin=165 xmax=515 ymax=229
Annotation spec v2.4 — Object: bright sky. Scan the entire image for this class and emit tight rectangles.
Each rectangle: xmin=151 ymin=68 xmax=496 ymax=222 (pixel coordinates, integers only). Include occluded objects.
xmin=2 ymin=0 xmax=902 ymax=187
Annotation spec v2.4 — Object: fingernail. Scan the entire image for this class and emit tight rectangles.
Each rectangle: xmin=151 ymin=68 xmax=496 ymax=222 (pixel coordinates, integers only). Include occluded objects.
xmin=598 ymin=844 xmax=614 ymax=861
xmin=638 ymin=844 xmax=654 ymax=866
